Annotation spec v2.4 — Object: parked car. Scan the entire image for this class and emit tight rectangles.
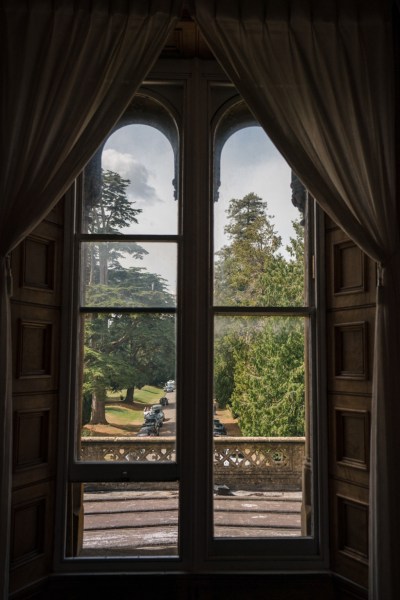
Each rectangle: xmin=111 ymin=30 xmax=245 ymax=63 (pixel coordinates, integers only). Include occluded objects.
xmin=144 ymin=414 xmax=163 ymax=427
xmin=136 ymin=424 xmax=159 ymax=437
xmin=164 ymin=385 xmax=174 ymax=392
xmin=213 ymin=419 xmax=227 ymax=434
xmin=213 ymin=429 xmax=227 ymax=436
xmin=149 ymin=404 xmax=165 ymax=420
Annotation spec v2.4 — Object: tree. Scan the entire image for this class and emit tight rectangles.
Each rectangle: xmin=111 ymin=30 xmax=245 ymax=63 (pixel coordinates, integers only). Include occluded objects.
xmin=84 ymin=169 xmax=146 ymax=286
xmin=230 ymin=318 xmax=305 ymax=436
xmin=82 ymin=169 xmax=175 ymax=424
xmin=214 ymin=329 xmax=245 ymax=410
xmin=213 ymin=192 xmax=305 ymax=435
xmin=83 ymin=266 xmax=175 ymax=423
xmin=214 ymin=192 xmax=282 ymax=306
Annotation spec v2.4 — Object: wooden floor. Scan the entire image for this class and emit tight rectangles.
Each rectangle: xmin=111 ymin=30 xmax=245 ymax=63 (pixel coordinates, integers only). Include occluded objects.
xmin=81 ymin=489 xmax=302 ymax=556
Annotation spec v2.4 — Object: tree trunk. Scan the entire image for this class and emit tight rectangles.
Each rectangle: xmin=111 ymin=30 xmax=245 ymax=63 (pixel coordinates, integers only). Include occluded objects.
xmin=90 ymin=389 xmax=108 ymax=424
xmin=124 ymin=386 xmax=135 ymax=404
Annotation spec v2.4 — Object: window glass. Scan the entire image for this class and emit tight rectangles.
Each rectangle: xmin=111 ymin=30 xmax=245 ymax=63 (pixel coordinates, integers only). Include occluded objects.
xmin=81 ymin=482 xmax=179 ymax=557
xmin=81 ymin=242 xmax=177 ymax=308
xmin=212 ymin=122 xmax=310 ymax=539
xmin=83 ymin=124 xmax=177 ymax=235
xmin=69 ymin=76 xmax=319 ymax=564
xmin=78 ymin=117 xmax=178 ymax=466
xmin=79 ymin=312 xmax=176 ymax=462
xmin=214 ymin=127 xmax=305 ymax=307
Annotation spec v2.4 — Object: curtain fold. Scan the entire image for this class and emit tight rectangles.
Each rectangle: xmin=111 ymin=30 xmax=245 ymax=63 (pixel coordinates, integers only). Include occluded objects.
xmin=0 ymin=2 xmax=181 ymax=598
xmin=192 ymin=1 xmax=399 ymax=598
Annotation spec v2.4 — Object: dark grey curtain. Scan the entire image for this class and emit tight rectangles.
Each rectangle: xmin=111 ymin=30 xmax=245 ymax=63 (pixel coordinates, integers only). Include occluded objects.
xmin=0 ymin=2 xmax=181 ymax=598
xmin=192 ymin=1 xmax=399 ymax=598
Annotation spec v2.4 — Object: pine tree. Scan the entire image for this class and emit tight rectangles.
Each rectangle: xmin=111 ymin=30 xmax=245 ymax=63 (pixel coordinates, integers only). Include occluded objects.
xmin=213 ymin=192 xmax=305 ymax=436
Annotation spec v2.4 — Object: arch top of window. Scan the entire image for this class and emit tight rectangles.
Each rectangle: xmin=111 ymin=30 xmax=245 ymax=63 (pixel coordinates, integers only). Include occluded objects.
xmin=213 ymin=98 xmax=307 ymax=224
xmin=213 ymin=100 xmax=258 ymax=203
xmin=119 ymin=93 xmax=179 ymax=200
xmin=84 ymin=92 xmax=179 ymax=211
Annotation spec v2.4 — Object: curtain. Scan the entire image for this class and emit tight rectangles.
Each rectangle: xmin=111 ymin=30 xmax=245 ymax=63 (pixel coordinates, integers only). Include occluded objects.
xmin=192 ymin=1 xmax=399 ymax=598
xmin=0 ymin=2 xmax=181 ymax=598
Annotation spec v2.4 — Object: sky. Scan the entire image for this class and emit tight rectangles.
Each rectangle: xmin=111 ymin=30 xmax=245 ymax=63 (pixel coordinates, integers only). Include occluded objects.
xmin=101 ymin=124 xmax=301 ymax=292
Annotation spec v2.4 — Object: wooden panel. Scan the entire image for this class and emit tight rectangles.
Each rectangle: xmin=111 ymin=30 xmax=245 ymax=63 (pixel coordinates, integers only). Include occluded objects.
xmin=333 ymin=241 xmax=366 ymax=295
xmin=334 ymin=322 xmax=368 ymax=380
xmin=329 ymin=395 xmax=370 ymax=488
xmin=21 ymin=236 xmax=55 ymax=292
xmin=162 ymin=20 xmax=213 ymax=59
xmin=11 ymin=218 xmax=62 ymax=306
xmin=16 ymin=320 xmax=52 ymax=378
xmin=10 ymin=199 xmax=64 ymax=597
xmin=338 ymin=496 xmax=369 ymax=561
xmin=327 ymin=307 xmax=375 ymax=396
xmin=335 ymin=409 xmax=369 ymax=469
xmin=330 ymin=480 xmax=369 ymax=586
xmin=326 ymin=227 xmax=376 ymax=309
xmin=12 ymin=305 xmax=60 ymax=394
xmin=325 ymin=216 xmax=374 ymax=593
xmin=13 ymin=409 xmax=50 ymax=471
xmin=10 ymin=498 xmax=46 ymax=567
xmin=12 ymin=395 xmax=56 ymax=489
xmin=9 ymin=483 xmax=54 ymax=593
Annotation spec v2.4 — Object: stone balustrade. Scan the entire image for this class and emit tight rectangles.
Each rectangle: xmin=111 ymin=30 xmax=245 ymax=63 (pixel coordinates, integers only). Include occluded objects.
xmin=214 ymin=437 xmax=305 ymax=491
xmin=81 ymin=436 xmax=176 ymax=462
xmin=81 ymin=436 xmax=305 ymax=491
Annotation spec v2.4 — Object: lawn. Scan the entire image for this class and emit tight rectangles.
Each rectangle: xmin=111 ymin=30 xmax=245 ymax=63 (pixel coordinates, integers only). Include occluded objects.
xmin=107 ymin=385 xmax=163 ymax=405
xmin=105 ymin=386 xmax=165 ymax=426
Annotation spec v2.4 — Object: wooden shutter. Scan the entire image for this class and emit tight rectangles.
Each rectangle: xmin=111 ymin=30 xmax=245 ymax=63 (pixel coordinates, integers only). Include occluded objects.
xmin=9 ymin=202 xmax=64 ymax=596
xmin=325 ymin=215 xmax=375 ymax=595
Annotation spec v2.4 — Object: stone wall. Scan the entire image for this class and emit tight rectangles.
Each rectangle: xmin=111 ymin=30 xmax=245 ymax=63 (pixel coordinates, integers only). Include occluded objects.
xmin=81 ymin=436 xmax=305 ymax=491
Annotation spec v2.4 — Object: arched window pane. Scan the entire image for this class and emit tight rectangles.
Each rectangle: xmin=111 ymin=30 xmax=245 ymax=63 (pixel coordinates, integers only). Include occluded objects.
xmin=83 ymin=124 xmax=177 ymax=235
xmin=214 ymin=127 xmax=305 ymax=307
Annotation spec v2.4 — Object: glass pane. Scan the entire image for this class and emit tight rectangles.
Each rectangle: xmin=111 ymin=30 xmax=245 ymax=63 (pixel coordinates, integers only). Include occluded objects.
xmin=81 ymin=242 xmax=177 ymax=308
xmin=83 ymin=124 xmax=177 ymax=235
xmin=80 ymin=482 xmax=179 ymax=557
xmin=213 ymin=316 xmax=308 ymax=538
xmin=214 ymin=127 xmax=305 ymax=307
xmin=78 ymin=313 xmax=176 ymax=461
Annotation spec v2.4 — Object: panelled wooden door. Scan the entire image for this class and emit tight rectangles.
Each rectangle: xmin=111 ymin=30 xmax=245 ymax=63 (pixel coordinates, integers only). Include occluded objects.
xmin=9 ymin=201 xmax=64 ymax=596
xmin=325 ymin=215 xmax=375 ymax=592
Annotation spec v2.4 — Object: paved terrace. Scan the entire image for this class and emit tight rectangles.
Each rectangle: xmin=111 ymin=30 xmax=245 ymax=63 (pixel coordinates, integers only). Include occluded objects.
xmin=81 ymin=395 xmax=305 ymax=556
xmin=82 ymin=488 xmax=302 ymax=556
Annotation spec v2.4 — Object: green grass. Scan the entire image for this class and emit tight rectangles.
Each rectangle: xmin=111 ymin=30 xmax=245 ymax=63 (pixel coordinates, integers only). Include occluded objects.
xmin=105 ymin=404 xmax=143 ymax=425
xmin=134 ymin=385 xmax=164 ymax=404
xmin=104 ymin=386 xmax=164 ymax=427
xmin=107 ymin=385 xmax=164 ymax=405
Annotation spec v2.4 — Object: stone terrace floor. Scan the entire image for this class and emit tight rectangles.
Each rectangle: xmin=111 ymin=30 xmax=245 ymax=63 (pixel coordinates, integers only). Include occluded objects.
xmin=81 ymin=489 xmax=302 ymax=556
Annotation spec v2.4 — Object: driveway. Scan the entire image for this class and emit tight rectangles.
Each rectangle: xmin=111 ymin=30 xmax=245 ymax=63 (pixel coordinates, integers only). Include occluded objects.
xmin=159 ymin=390 xmax=175 ymax=436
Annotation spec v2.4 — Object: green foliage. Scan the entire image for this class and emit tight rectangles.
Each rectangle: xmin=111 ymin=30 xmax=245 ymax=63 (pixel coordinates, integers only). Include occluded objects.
xmin=214 ymin=193 xmax=282 ymax=306
xmin=82 ymin=169 xmax=175 ymax=420
xmin=230 ymin=318 xmax=305 ymax=436
xmin=213 ymin=192 xmax=306 ymax=436
xmin=86 ymin=169 xmax=142 ymax=235
xmin=214 ymin=330 xmax=245 ymax=410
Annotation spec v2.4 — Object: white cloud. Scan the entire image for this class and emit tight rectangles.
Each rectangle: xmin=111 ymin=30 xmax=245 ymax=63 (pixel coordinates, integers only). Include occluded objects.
xmin=102 ymin=148 xmax=161 ymax=206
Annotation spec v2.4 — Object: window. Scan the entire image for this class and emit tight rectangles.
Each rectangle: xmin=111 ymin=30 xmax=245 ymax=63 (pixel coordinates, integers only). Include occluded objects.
xmin=61 ymin=60 xmax=325 ymax=570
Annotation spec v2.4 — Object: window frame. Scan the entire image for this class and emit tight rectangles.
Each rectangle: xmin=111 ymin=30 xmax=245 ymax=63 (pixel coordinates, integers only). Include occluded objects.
xmin=55 ymin=58 xmax=329 ymax=573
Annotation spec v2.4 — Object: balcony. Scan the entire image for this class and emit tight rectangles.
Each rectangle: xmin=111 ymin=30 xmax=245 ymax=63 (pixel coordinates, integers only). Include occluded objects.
xmin=80 ymin=436 xmax=305 ymax=556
